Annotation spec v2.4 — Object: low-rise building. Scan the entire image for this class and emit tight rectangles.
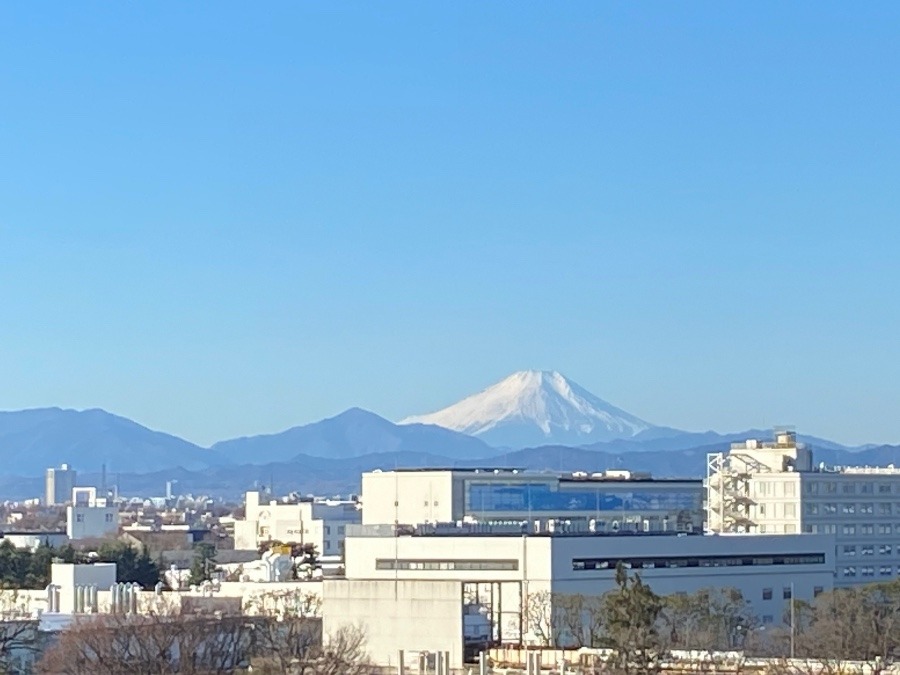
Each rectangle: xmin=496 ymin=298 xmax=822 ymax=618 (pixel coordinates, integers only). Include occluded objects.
xmin=66 ymin=487 xmax=118 ymax=540
xmin=233 ymin=491 xmax=360 ymax=557
xmin=324 ymin=524 xmax=835 ymax=669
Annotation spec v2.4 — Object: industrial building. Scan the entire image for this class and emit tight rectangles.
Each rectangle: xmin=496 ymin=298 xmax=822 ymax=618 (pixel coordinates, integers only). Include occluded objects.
xmin=706 ymin=430 xmax=900 ymax=586
xmin=361 ymin=468 xmax=703 ymax=533
xmin=325 ymin=523 xmax=835 ymax=670
xmin=233 ymin=490 xmax=360 ymax=557
xmin=45 ymin=463 xmax=76 ymax=506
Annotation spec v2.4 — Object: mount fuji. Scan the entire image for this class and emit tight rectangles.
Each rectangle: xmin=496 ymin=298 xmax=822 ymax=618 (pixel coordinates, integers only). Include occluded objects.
xmin=400 ymin=370 xmax=655 ymax=449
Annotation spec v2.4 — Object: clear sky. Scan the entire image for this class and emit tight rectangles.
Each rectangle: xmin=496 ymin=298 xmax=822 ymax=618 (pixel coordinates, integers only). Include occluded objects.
xmin=2 ymin=3 xmax=899 ymax=447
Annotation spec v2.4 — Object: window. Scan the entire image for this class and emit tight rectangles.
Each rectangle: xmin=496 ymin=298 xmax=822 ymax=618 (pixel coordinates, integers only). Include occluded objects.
xmin=842 ymin=504 xmax=855 ymax=514
xmin=104 ymin=513 xmax=113 ymax=523
xmin=878 ymin=484 xmax=892 ymax=494
xmin=805 ymin=482 xmax=819 ymax=495
xmin=860 ymin=503 xmax=874 ymax=514
xmin=762 ymin=588 xmax=773 ymax=600
xmin=784 ymin=483 xmax=796 ymax=497
xmin=843 ymin=484 xmax=856 ymax=494
xmin=824 ymin=503 xmax=837 ymax=515
xmin=377 ymin=558 xmax=519 ymax=571
xmin=337 ymin=525 xmax=345 ymax=535
xmin=805 ymin=503 xmax=818 ymax=515
xmin=821 ymin=524 xmax=837 ymax=534
xmin=758 ymin=504 xmax=766 ymax=516
xmin=842 ymin=545 xmax=856 ymax=556
xmin=860 ymin=483 xmax=874 ymax=494
xmin=824 ymin=482 xmax=837 ymax=494
xmin=861 ymin=545 xmax=874 ymax=556
xmin=843 ymin=567 xmax=857 ymax=577
xmin=862 ymin=566 xmax=875 ymax=577
xmin=785 ymin=524 xmax=797 ymax=533
xmin=76 ymin=514 xmax=84 ymax=523
xmin=572 ymin=553 xmax=826 ymax=571
xmin=785 ymin=504 xmax=797 ymax=517
xmin=325 ymin=526 xmax=331 ymax=535
xmin=843 ymin=524 xmax=856 ymax=535
xmin=783 ymin=587 xmax=792 ymax=599
xmin=879 ymin=524 xmax=892 ymax=535
xmin=880 ymin=566 xmax=893 ymax=576
xmin=880 ymin=503 xmax=892 ymax=515
xmin=763 ymin=615 xmax=774 ymax=625
xmin=880 ymin=545 xmax=892 ymax=556
xmin=861 ymin=524 xmax=874 ymax=535
xmin=814 ymin=586 xmax=824 ymax=597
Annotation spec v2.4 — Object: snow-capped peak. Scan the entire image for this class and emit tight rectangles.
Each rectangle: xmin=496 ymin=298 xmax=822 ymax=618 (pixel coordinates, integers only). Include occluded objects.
xmin=400 ymin=370 xmax=653 ymax=448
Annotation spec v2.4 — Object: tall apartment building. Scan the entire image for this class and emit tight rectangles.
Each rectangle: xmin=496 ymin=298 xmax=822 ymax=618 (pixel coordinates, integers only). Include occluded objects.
xmin=706 ymin=430 xmax=900 ymax=587
xmin=45 ymin=464 xmax=76 ymax=506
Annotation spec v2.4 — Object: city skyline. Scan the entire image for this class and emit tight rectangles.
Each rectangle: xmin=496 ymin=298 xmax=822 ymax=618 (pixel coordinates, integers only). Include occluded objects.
xmin=2 ymin=3 xmax=900 ymax=446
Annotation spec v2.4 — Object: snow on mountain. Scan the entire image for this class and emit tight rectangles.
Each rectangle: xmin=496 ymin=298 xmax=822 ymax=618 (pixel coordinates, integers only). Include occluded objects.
xmin=400 ymin=370 xmax=654 ymax=449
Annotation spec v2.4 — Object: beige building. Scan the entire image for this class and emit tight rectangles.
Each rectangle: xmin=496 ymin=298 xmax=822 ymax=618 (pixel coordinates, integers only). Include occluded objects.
xmin=233 ymin=491 xmax=360 ymax=557
xmin=706 ymin=430 xmax=900 ymax=587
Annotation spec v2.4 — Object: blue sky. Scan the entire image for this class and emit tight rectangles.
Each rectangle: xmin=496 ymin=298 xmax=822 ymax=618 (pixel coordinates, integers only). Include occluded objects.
xmin=2 ymin=3 xmax=899 ymax=446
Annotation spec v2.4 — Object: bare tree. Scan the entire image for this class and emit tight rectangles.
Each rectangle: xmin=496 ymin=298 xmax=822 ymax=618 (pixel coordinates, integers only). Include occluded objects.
xmin=662 ymin=587 xmax=756 ymax=652
xmin=0 ymin=591 xmax=38 ymax=674
xmin=36 ymin=611 xmax=254 ymax=675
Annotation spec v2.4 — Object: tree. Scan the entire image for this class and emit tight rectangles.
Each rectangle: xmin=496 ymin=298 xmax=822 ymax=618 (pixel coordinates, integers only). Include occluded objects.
xmin=188 ymin=542 xmax=218 ymax=586
xmin=36 ymin=611 xmax=254 ymax=675
xmin=0 ymin=591 xmax=38 ymax=674
xmin=244 ymin=589 xmax=323 ymax=674
xmin=601 ymin=563 xmax=666 ymax=675
xmin=663 ymin=587 xmax=755 ymax=651
xmin=96 ymin=541 xmax=160 ymax=588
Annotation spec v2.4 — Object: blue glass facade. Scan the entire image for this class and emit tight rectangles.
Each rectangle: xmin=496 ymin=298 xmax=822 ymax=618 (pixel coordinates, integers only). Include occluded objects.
xmin=464 ymin=481 xmax=698 ymax=514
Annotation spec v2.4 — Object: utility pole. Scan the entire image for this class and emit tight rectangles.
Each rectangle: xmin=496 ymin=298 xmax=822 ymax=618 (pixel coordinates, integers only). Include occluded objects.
xmin=790 ymin=581 xmax=795 ymax=659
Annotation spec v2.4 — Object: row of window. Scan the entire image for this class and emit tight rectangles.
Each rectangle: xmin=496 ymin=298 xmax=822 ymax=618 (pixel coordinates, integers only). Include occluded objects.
xmin=841 ymin=544 xmax=895 ymax=556
xmin=805 ymin=523 xmax=899 ymax=536
xmin=842 ymin=566 xmax=898 ymax=577
xmin=375 ymin=558 xmax=520 ymax=571
xmin=805 ymin=502 xmax=900 ymax=516
xmin=805 ymin=482 xmax=897 ymax=495
xmin=571 ymin=553 xmax=825 ymax=572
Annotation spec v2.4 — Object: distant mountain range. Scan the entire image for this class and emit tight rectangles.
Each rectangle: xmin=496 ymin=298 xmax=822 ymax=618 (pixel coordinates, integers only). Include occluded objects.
xmin=0 ymin=370 xmax=897 ymax=500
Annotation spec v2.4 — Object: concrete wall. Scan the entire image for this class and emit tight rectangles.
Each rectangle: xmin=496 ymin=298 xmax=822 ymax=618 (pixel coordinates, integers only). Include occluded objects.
xmin=361 ymin=471 xmax=458 ymax=525
xmin=546 ymin=534 xmax=835 ymax=622
xmin=66 ymin=505 xmax=118 ymax=539
xmin=344 ymin=533 xmax=553 ymax=582
xmin=322 ymin=578 xmax=464 ymax=669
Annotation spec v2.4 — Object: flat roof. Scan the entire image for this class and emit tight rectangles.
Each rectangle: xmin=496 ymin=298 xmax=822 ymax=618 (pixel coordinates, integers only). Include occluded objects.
xmin=374 ymin=468 xmax=700 ymax=483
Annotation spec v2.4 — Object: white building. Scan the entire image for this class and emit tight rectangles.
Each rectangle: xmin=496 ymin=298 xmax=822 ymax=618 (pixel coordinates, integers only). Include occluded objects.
xmin=233 ymin=491 xmax=360 ymax=557
xmin=0 ymin=531 xmax=69 ymax=551
xmin=66 ymin=487 xmax=118 ymax=540
xmin=325 ymin=525 xmax=835 ymax=670
xmin=706 ymin=430 xmax=900 ymax=587
xmin=362 ymin=468 xmax=703 ymax=533
xmin=45 ymin=463 xmax=76 ymax=506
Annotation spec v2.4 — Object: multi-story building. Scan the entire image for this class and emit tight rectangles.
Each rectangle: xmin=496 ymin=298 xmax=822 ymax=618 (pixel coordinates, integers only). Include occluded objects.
xmin=706 ymin=430 xmax=900 ymax=587
xmin=45 ymin=464 xmax=76 ymax=506
xmin=361 ymin=468 xmax=703 ymax=533
xmin=233 ymin=491 xmax=360 ymax=558
xmin=326 ymin=524 xmax=834 ymax=669
xmin=66 ymin=487 xmax=118 ymax=540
